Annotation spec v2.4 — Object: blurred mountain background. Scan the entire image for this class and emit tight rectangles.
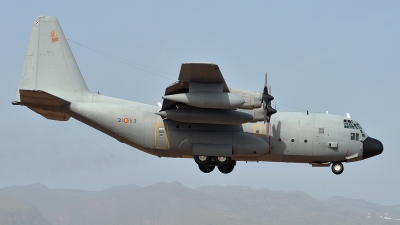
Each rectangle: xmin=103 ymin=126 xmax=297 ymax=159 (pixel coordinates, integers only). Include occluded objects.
xmin=0 ymin=182 xmax=399 ymax=225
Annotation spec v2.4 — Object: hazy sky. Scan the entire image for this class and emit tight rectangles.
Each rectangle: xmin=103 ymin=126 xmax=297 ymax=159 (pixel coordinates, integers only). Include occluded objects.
xmin=1 ymin=1 xmax=399 ymax=205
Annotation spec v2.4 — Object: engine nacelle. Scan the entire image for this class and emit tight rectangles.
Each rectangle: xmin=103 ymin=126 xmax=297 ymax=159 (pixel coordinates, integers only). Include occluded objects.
xmin=229 ymin=88 xmax=262 ymax=109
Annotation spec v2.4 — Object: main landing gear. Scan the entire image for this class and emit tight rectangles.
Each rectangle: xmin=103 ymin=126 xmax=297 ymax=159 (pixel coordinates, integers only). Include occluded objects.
xmin=194 ymin=155 xmax=236 ymax=174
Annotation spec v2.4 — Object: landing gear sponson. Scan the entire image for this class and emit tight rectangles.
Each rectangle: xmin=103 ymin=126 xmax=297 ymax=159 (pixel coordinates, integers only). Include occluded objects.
xmin=194 ymin=155 xmax=236 ymax=174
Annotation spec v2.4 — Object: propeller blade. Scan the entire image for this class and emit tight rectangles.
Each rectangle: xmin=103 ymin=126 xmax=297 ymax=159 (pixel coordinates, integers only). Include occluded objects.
xmin=264 ymin=72 xmax=268 ymax=89
xmin=263 ymin=106 xmax=267 ymax=124
xmin=267 ymin=106 xmax=277 ymax=116
xmin=262 ymin=72 xmax=276 ymax=123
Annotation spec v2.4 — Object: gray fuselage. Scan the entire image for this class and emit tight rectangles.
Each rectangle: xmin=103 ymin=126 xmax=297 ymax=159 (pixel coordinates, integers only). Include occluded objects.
xmin=66 ymin=94 xmax=365 ymax=164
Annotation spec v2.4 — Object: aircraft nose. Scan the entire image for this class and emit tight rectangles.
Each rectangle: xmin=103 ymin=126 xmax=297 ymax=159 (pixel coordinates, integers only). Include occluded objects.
xmin=363 ymin=137 xmax=383 ymax=159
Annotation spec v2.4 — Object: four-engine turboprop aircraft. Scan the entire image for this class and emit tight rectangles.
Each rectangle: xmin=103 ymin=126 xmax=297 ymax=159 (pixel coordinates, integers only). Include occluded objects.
xmin=12 ymin=16 xmax=383 ymax=175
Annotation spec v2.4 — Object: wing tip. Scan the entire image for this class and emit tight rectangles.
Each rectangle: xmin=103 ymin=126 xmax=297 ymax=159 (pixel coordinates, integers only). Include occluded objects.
xmin=183 ymin=61 xmax=215 ymax=65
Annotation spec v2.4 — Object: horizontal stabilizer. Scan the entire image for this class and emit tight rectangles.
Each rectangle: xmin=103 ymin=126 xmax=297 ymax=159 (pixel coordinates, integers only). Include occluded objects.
xmin=13 ymin=90 xmax=70 ymax=121
xmin=16 ymin=90 xmax=70 ymax=106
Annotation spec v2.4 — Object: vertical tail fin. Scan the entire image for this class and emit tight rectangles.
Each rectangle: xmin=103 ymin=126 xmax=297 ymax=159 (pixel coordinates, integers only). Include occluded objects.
xmin=17 ymin=15 xmax=90 ymax=103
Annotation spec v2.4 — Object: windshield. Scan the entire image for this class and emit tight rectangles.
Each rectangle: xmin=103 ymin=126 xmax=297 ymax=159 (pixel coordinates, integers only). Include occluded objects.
xmin=343 ymin=119 xmax=366 ymax=137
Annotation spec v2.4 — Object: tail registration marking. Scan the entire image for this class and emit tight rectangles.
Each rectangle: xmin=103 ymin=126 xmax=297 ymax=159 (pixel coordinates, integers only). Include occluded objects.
xmin=51 ymin=31 xmax=58 ymax=43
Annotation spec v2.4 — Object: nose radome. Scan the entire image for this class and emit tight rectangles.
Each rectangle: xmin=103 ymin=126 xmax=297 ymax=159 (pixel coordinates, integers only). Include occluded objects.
xmin=363 ymin=137 xmax=384 ymax=159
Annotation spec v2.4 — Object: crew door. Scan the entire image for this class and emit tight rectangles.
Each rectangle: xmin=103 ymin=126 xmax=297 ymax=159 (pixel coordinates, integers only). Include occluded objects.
xmin=154 ymin=122 xmax=169 ymax=149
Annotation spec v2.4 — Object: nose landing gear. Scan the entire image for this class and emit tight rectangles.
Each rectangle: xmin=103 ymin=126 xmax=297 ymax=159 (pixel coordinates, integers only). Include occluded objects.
xmin=331 ymin=162 xmax=344 ymax=175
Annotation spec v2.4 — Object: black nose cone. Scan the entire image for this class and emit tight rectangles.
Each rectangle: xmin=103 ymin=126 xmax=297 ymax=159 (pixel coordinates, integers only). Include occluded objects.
xmin=363 ymin=137 xmax=383 ymax=159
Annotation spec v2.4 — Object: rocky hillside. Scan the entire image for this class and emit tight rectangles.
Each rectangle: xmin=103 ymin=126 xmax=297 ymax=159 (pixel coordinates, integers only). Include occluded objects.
xmin=0 ymin=196 xmax=50 ymax=225
xmin=0 ymin=183 xmax=398 ymax=225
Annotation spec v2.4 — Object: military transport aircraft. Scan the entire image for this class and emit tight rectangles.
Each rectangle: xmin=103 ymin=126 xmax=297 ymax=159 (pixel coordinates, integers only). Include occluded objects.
xmin=12 ymin=16 xmax=383 ymax=175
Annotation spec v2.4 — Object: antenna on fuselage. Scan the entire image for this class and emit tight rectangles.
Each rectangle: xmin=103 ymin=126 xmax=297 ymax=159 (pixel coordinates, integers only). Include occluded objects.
xmin=347 ymin=113 xmax=351 ymax=118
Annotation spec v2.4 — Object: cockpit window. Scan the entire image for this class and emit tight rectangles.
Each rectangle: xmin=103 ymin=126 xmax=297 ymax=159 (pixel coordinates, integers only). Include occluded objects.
xmin=350 ymin=132 xmax=361 ymax=141
xmin=343 ymin=120 xmax=363 ymax=131
xmin=344 ymin=120 xmax=367 ymax=137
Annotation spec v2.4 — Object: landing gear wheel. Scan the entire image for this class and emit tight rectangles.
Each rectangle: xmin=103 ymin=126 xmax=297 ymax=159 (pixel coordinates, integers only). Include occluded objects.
xmin=214 ymin=156 xmax=231 ymax=167
xmin=331 ymin=162 xmax=344 ymax=175
xmin=218 ymin=161 xmax=236 ymax=174
xmin=194 ymin=155 xmax=211 ymax=166
xmin=198 ymin=164 xmax=215 ymax=173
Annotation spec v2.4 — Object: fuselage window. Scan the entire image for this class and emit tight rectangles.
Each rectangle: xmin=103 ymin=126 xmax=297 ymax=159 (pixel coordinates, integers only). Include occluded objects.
xmin=356 ymin=133 xmax=359 ymax=141
xmin=351 ymin=133 xmax=355 ymax=140
xmin=159 ymin=127 xmax=165 ymax=137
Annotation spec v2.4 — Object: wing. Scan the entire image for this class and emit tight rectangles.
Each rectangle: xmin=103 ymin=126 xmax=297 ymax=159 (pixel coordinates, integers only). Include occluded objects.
xmin=160 ymin=62 xmax=230 ymax=111
xmin=158 ymin=63 xmax=264 ymax=124
xmin=178 ymin=62 xmax=229 ymax=92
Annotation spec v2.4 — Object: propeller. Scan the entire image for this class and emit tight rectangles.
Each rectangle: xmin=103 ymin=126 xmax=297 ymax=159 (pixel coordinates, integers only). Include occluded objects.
xmin=262 ymin=73 xmax=277 ymax=123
